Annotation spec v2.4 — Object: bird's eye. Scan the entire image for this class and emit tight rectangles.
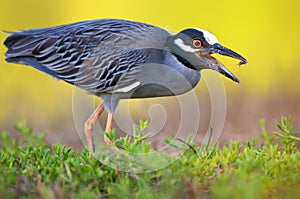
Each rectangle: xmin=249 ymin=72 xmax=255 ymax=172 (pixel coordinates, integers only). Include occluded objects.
xmin=192 ymin=39 xmax=202 ymax=48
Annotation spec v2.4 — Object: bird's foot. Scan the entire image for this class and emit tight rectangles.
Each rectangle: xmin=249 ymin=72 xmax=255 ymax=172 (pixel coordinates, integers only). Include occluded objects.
xmin=104 ymin=134 xmax=113 ymax=146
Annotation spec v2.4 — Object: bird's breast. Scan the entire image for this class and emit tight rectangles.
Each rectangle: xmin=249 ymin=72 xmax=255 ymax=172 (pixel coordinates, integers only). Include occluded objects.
xmin=129 ymin=60 xmax=200 ymax=98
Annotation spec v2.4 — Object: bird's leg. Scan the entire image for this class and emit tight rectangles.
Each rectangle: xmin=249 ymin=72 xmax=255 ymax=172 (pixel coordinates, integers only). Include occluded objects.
xmin=104 ymin=113 xmax=114 ymax=146
xmin=84 ymin=103 xmax=104 ymax=152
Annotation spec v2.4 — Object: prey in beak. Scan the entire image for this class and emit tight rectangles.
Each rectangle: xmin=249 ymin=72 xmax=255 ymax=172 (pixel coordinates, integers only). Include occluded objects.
xmin=171 ymin=28 xmax=248 ymax=83
xmin=197 ymin=43 xmax=247 ymax=83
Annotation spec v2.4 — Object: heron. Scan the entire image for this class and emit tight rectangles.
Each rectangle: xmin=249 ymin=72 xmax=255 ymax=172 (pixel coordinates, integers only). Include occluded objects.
xmin=4 ymin=19 xmax=247 ymax=152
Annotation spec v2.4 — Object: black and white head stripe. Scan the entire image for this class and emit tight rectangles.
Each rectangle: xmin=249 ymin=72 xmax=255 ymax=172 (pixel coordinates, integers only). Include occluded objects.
xmin=173 ymin=28 xmax=219 ymax=52
xmin=174 ymin=38 xmax=198 ymax=53
xmin=194 ymin=28 xmax=219 ymax=45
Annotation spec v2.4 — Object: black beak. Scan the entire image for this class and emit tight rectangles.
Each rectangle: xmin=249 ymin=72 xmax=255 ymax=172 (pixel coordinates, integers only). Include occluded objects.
xmin=209 ymin=43 xmax=248 ymax=65
xmin=203 ymin=43 xmax=247 ymax=83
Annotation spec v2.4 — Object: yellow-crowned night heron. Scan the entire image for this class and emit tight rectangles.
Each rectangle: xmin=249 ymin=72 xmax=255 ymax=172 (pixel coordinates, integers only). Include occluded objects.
xmin=4 ymin=19 xmax=247 ymax=152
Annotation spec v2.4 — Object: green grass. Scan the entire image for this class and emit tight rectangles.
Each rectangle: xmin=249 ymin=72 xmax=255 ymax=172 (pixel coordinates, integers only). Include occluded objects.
xmin=0 ymin=116 xmax=300 ymax=199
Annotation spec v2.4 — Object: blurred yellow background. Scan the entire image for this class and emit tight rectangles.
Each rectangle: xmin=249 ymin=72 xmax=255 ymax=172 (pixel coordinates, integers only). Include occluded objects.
xmin=0 ymin=0 xmax=299 ymax=148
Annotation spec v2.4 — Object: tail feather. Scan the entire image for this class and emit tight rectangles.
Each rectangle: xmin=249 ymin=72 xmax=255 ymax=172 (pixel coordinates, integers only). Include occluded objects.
xmin=4 ymin=32 xmax=60 ymax=79
xmin=5 ymin=56 xmax=60 ymax=79
xmin=3 ymin=32 xmax=27 ymax=48
xmin=4 ymin=32 xmax=45 ymax=58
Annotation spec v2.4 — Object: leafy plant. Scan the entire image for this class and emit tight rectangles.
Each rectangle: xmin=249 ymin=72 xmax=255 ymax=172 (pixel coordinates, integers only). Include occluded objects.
xmin=113 ymin=120 xmax=152 ymax=153
xmin=273 ymin=116 xmax=300 ymax=153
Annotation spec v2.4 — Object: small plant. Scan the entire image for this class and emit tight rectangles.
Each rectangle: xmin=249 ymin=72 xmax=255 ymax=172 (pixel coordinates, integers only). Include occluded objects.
xmin=113 ymin=120 xmax=152 ymax=153
xmin=273 ymin=116 xmax=300 ymax=153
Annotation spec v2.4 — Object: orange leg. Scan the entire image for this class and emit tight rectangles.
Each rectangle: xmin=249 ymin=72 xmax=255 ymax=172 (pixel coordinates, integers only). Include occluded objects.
xmin=84 ymin=103 xmax=104 ymax=152
xmin=104 ymin=113 xmax=113 ymax=146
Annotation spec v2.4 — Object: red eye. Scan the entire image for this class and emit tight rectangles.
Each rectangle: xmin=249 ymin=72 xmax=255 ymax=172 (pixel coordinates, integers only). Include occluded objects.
xmin=192 ymin=39 xmax=202 ymax=48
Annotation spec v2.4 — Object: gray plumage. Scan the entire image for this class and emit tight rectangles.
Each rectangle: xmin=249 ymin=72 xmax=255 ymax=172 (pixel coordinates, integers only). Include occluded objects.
xmin=4 ymin=19 xmax=247 ymax=113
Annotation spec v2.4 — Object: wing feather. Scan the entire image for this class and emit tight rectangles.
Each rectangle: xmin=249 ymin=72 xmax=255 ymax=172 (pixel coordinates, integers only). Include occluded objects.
xmin=4 ymin=19 xmax=170 ymax=93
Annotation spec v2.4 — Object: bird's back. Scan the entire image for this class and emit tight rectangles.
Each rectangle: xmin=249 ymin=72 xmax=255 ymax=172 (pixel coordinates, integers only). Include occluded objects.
xmin=4 ymin=19 xmax=170 ymax=94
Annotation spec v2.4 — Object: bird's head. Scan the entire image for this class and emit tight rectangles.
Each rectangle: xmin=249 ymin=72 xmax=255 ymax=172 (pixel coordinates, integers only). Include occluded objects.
xmin=166 ymin=28 xmax=247 ymax=83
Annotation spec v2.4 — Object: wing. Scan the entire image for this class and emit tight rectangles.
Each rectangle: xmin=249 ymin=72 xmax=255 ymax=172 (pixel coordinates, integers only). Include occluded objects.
xmin=4 ymin=19 xmax=170 ymax=93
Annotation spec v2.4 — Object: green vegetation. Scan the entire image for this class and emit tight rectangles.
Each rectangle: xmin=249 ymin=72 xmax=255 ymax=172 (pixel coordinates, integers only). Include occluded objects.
xmin=0 ymin=116 xmax=300 ymax=199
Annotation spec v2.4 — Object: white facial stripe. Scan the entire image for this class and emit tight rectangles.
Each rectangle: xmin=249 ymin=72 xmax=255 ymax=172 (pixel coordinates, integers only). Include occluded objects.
xmin=195 ymin=28 xmax=219 ymax=45
xmin=174 ymin=38 xmax=198 ymax=53
xmin=114 ymin=81 xmax=141 ymax=93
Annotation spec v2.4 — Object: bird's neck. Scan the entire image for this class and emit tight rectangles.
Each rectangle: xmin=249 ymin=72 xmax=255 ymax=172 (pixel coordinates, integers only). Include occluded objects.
xmin=171 ymin=53 xmax=198 ymax=71
xmin=162 ymin=51 xmax=200 ymax=90
xmin=164 ymin=36 xmax=198 ymax=71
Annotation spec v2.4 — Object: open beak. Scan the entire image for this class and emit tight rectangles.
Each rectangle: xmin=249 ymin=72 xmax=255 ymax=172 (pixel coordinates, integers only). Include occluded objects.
xmin=198 ymin=43 xmax=247 ymax=83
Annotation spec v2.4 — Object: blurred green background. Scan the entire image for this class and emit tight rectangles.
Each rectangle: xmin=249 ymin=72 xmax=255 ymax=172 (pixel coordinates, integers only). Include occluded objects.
xmin=0 ymin=0 xmax=299 ymax=148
